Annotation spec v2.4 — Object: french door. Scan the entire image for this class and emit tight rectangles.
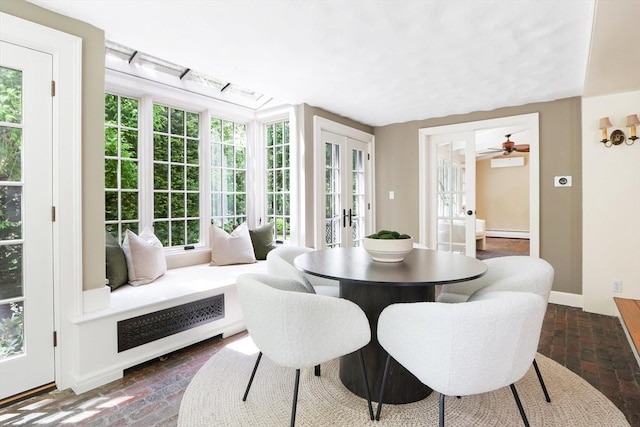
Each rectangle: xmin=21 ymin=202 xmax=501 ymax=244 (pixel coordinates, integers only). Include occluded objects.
xmin=0 ymin=41 xmax=55 ymax=400
xmin=320 ymin=129 xmax=372 ymax=248
xmin=430 ymin=132 xmax=477 ymax=256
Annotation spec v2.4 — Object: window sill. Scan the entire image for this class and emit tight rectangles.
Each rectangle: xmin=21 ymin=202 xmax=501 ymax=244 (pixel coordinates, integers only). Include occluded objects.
xmin=165 ymin=247 xmax=212 ymax=269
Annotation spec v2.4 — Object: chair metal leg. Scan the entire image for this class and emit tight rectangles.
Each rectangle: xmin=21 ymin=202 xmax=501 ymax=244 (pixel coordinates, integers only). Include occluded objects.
xmin=242 ymin=351 xmax=263 ymax=401
xmin=439 ymin=393 xmax=445 ymax=427
xmin=532 ymin=358 xmax=551 ymax=402
xmin=509 ymin=384 xmax=530 ymax=427
xmin=314 ymin=364 xmax=321 ymax=377
xmin=290 ymin=369 xmax=301 ymax=427
xmin=375 ymin=354 xmax=392 ymax=421
xmin=357 ymin=349 xmax=374 ymax=420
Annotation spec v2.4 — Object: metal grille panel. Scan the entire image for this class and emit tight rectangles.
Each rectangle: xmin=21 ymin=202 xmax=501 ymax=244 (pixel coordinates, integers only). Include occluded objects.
xmin=117 ymin=294 xmax=225 ymax=352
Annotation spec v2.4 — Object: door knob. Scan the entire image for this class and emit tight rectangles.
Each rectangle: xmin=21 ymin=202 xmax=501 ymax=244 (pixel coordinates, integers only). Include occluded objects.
xmin=466 ymin=210 xmax=474 ymax=215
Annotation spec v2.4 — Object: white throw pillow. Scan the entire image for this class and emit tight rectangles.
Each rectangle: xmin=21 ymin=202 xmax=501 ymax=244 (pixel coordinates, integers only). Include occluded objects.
xmin=122 ymin=227 xmax=167 ymax=286
xmin=210 ymin=222 xmax=257 ymax=266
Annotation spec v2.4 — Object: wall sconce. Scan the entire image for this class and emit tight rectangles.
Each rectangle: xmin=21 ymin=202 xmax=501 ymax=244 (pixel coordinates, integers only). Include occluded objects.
xmin=599 ymin=115 xmax=639 ymax=147
xmin=626 ymin=114 xmax=639 ymax=144
xmin=599 ymin=117 xmax=615 ymax=147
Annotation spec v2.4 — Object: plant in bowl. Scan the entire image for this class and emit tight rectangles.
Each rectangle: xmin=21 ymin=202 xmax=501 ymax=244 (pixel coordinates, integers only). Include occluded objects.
xmin=362 ymin=230 xmax=413 ymax=262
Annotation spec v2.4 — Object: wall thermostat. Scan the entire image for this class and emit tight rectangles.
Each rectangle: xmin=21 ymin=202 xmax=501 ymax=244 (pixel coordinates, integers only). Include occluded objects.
xmin=554 ymin=176 xmax=572 ymax=187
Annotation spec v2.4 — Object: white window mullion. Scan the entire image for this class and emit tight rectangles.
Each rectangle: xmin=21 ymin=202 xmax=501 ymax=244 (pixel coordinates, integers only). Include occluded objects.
xmin=288 ymin=107 xmax=301 ymax=246
xmin=247 ymin=119 xmax=264 ymax=228
xmin=139 ymin=95 xmax=155 ymax=231
xmin=201 ymin=111 xmax=212 ymax=247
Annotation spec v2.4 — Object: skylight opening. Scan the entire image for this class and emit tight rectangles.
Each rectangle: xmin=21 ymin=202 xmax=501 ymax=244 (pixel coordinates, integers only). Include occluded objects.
xmin=184 ymin=69 xmax=227 ymax=91
xmin=105 ymin=41 xmax=135 ymax=62
xmin=104 ymin=40 xmax=267 ymax=107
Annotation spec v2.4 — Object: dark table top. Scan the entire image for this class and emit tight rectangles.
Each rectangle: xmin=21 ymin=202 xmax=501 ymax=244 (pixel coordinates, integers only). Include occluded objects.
xmin=294 ymin=247 xmax=487 ymax=286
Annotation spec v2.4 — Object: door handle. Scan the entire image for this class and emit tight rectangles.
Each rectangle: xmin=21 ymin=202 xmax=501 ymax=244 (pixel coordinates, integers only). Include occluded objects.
xmin=343 ymin=209 xmax=356 ymax=227
xmin=466 ymin=210 xmax=475 ymax=216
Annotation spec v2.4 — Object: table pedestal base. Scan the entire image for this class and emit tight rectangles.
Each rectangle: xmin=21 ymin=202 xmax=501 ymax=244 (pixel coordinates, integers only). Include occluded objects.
xmin=339 ymin=280 xmax=435 ymax=404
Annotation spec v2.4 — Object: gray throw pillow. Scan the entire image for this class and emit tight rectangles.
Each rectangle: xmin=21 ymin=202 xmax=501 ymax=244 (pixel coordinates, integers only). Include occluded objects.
xmin=106 ymin=232 xmax=129 ymax=291
xmin=249 ymin=223 xmax=277 ymax=260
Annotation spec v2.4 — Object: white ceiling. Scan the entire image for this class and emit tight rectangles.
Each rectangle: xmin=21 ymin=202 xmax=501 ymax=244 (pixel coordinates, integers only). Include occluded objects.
xmin=25 ymin=0 xmax=640 ymax=127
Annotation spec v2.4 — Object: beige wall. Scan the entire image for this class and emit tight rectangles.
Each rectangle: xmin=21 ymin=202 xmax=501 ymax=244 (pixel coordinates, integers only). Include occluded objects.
xmin=0 ymin=1 xmax=584 ymax=298
xmin=582 ymin=90 xmax=640 ymax=315
xmin=1 ymin=0 xmax=106 ymax=291
xmin=299 ymin=104 xmax=374 ymax=247
xmin=476 ymin=154 xmax=530 ymax=232
xmin=374 ymin=97 xmax=583 ymax=295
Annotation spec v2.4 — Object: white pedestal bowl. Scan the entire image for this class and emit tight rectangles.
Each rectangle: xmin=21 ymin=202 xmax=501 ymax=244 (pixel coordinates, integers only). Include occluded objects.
xmin=362 ymin=237 xmax=414 ymax=263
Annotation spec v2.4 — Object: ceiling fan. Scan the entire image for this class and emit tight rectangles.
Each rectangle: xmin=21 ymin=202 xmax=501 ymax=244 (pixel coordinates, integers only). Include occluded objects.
xmin=481 ymin=134 xmax=530 ymax=156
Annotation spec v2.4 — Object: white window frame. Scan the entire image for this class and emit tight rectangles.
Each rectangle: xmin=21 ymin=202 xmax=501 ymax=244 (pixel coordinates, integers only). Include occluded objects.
xmin=255 ymin=105 xmax=300 ymax=245
xmin=105 ymin=70 xmax=304 ymax=263
xmin=105 ymin=69 xmax=256 ymax=265
xmin=104 ymin=93 xmax=141 ymax=243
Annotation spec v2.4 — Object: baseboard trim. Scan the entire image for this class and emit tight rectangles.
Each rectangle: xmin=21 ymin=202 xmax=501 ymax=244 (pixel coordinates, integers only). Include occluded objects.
xmin=486 ymin=230 xmax=530 ymax=239
xmin=549 ymin=291 xmax=583 ymax=308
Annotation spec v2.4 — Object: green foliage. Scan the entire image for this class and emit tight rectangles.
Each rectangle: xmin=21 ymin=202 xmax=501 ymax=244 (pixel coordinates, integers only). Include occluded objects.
xmin=0 ymin=302 xmax=24 ymax=358
xmin=105 ymin=97 xmax=289 ymax=246
xmin=367 ymin=230 xmax=411 ymax=239
xmin=1 ymin=68 xmax=24 ymax=287
xmin=1 ymin=67 xmax=23 ymax=183
xmin=0 ymin=67 xmax=22 ymax=124
xmin=148 ymin=104 xmax=200 ymax=247
xmin=104 ymin=94 xmax=140 ymax=241
xmin=271 ymin=216 xmax=290 ymax=241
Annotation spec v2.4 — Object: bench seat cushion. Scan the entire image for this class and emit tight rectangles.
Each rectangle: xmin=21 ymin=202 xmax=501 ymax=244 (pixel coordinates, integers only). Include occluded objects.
xmin=109 ymin=261 xmax=267 ymax=315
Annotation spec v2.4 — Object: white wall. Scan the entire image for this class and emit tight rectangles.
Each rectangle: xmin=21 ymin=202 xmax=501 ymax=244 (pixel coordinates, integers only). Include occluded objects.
xmin=582 ymin=91 xmax=640 ymax=315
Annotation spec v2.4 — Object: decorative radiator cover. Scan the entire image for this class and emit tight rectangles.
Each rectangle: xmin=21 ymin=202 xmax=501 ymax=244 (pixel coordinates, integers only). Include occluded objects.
xmin=117 ymin=294 xmax=225 ymax=352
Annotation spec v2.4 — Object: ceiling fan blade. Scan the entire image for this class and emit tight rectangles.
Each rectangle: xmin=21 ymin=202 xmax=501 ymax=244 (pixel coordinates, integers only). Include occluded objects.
xmin=514 ymin=144 xmax=530 ymax=152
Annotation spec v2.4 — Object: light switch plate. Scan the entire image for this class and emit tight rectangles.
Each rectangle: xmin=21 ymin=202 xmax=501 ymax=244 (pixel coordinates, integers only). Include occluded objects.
xmin=554 ymin=176 xmax=572 ymax=187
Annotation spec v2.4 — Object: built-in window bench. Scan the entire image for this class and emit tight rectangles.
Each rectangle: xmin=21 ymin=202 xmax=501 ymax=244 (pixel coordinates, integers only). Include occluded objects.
xmin=68 ymin=261 xmax=266 ymax=394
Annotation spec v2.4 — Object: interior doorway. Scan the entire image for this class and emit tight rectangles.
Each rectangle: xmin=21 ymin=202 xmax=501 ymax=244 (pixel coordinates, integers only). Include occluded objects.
xmin=313 ymin=117 xmax=374 ymax=249
xmin=418 ymin=113 xmax=540 ymax=258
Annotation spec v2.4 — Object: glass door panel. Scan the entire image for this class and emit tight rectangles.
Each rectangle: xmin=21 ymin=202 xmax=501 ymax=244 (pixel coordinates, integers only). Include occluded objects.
xmin=432 ymin=133 xmax=476 ymax=256
xmin=1 ymin=66 xmax=25 ymax=361
xmin=349 ymin=142 xmax=367 ymax=247
xmin=324 ymin=141 xmax=341 ymax=248
xmin=320 ymin=131 xmax=371 ymax=249
xmin=0 ymin=42 xmax=55 ymax=400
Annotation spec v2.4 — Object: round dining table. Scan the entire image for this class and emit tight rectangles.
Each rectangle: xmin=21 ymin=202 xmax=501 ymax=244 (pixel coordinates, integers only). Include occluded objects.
xmin=294 ymin=246 xmax=487 ymax=404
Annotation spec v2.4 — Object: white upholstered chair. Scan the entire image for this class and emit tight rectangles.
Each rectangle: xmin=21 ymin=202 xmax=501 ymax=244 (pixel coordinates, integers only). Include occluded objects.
xmin=236 ymin=273 xmax=373 ymax=426
xmin=436 ymin=256 xmax=553 ymax=304
xmin=376 ymin=291 xmax=547 ymax=426
xmin=266 ymin=245 xmax=339 ymax=297
xmin=438 ymin=255 xmax=555 ymax=403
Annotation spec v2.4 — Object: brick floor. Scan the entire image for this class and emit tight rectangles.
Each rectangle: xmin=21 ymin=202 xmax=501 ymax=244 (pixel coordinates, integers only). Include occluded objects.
xmin=1 ymin=238 xmax=638 ymax=425
xmin=1 ymin=304 xmax=637 ymax=426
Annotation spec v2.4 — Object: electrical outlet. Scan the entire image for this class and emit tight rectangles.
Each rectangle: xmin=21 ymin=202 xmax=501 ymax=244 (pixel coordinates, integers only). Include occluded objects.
xmin=611 ymin=280 xmax=623 ymax=293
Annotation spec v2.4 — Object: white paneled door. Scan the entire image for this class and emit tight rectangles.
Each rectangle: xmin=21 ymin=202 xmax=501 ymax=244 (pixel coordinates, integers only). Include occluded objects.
xmin=0 ymin=41 xmax=55 ymax=400
xmin=320 ymin=130 xmax=371 ymax=248
xmin=429 ymin=132 xmax=477 ymax=256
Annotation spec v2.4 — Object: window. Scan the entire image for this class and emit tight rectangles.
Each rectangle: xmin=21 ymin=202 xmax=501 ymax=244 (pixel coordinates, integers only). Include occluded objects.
xmin=265 ymin=120 xmax=291 ymax=242
xmin=152 ymin=105 xmax=201 ymax=247
xmin=210 ymin=118 xmax=246 ymax=233
xmin=104 ymin=64 xmax=299 ymax=255
xmin=104 ymin=93 xmax=139 ymax=242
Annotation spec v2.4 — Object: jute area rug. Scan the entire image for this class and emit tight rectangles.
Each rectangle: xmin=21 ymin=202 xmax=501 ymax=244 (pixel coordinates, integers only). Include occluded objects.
xmin=178 ymin=337 xmax=629 ymax=426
